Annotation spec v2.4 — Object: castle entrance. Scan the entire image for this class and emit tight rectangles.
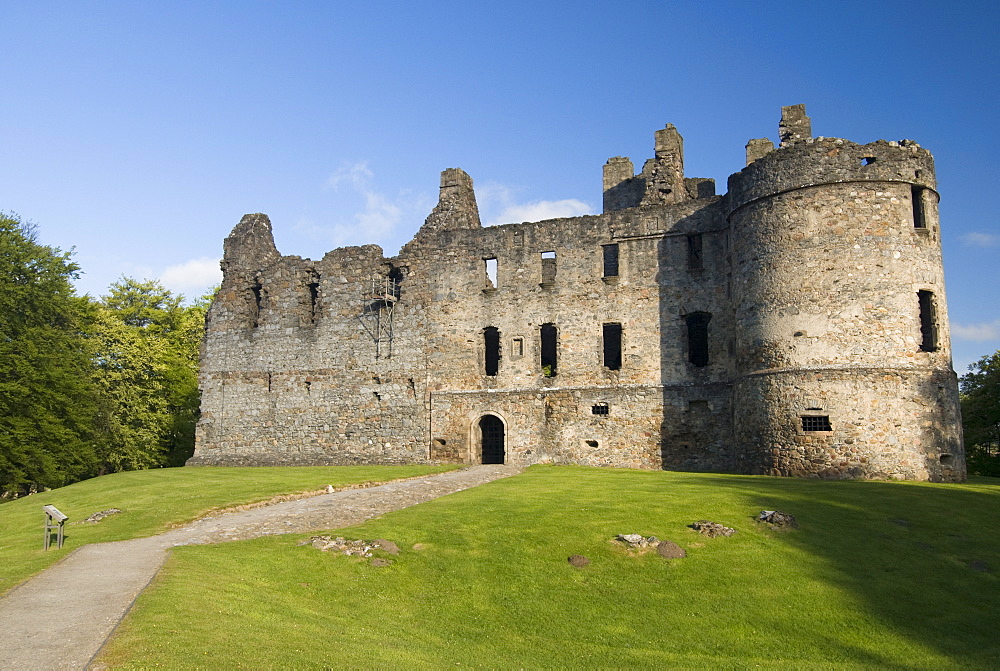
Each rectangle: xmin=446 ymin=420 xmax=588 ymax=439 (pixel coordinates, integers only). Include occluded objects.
xmin=479 ymin=415 xmax=505 ymax=464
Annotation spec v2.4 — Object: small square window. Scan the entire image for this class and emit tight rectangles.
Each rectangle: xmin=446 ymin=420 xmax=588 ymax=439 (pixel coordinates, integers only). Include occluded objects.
xmin=592 ymin=403 xmax=610 ymax=415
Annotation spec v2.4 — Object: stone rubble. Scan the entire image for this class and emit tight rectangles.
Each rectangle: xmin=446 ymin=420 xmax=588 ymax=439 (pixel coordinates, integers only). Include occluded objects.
xmin=757 ymin=510 xmax=798 ymax=528
xmin=302 ymin=536 xmax=399 ymax=558
xmin=688 ymin=521 xmax=736 ymax=537
xmin=77 ymin=508 xmax=122 ymax=524
xmin=615 ymin=533 xmax=686 ymax=558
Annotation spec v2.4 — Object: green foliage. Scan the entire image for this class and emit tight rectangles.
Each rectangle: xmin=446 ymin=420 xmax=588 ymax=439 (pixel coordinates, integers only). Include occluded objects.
xmin=0 ymin=212 xmax=213 ymax=494
xmin=0 ymin=214 xmax=100 ymax=496
xmin=960 ymin=351 xmax=1000 ymax=476
xmin=92 ymin=278 xmax=208 ymax=470
xmin=0 ymin=464 xmax=457 ymax=595
xmin=95 ymin=467 xmax=1000 ymax=668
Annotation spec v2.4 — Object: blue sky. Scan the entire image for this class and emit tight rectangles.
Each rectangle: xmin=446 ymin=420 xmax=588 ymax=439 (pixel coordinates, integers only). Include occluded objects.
xmin=2 ymin=1 xmax=997 ymax=373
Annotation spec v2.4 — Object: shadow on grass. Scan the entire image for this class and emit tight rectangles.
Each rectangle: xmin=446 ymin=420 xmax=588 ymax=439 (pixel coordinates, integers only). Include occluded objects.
xmin=690 ymin=473 xmax=1000 ymax=665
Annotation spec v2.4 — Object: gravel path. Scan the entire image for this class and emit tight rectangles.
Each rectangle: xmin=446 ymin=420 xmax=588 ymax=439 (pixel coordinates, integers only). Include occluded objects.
xmin=0 ymin=465 xmax=521 ymax=670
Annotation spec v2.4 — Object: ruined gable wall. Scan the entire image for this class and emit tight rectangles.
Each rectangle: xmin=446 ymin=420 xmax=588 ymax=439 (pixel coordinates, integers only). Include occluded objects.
xmin=191 ymin=224 xmax=431 ymax=466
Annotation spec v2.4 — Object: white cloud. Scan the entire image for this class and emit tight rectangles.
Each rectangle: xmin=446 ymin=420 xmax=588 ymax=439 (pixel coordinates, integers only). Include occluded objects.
xmin=489 ymin=199 xmax=593 ymax=226
xmin=477 ymin=181 xmax=595 ymax=226
xmin=299 ymin=161 xmax=431 ymax=252
xmin=326 ymin=161 xmax=374 ymax=190
xmin=159 ymin=257 xmax=222 ymax=298
xmin=960 ymin=232 xmax=1000 ymax=247
xmin=952 ymin=320 xmax=1000 ymax=342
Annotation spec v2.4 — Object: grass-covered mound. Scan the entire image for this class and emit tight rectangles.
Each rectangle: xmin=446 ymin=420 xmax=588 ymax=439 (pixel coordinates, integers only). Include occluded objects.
xmin=0 ymin=464 xmax=458 ymax=593
xmin=98 ymin=466 xmax=1000 ymax=668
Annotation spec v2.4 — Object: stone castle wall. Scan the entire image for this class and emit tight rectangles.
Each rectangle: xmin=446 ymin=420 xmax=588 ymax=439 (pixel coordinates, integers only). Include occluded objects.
xmin=188 ymin=105 xmax=966 ymax=481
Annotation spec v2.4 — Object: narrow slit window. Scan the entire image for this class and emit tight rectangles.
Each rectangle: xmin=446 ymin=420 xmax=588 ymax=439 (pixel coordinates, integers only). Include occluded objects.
xmin=801 ymin=415 xmax=833 ymax=432
xmin=541 ymin=251 xmax=556 ymax=286
xmin=918 ymin=290 xmax=939 ymax=352
xmin=911 ymin=186 xmax=927 ymax=229
xmin=687 ymin=234 xmax=703 ymax=270
xmin=603 ymin=322 xmax=622 ymax=370
xmin=307 ymin=281 xmax=320 ymax=324
xmin=249 ymin=281 xmax=263 ymax=328
xmin=484 ymin=327 xmax=501 ymax=376
xmin=685 ymin=312 xmax=711 ymax=367
xmin=484 ymin=257 xmax=498 ymax=289
xmin=602 ymin=244 xmax=619 ymax=278
xmin=540 ymin=323 xmax=557 ymax=377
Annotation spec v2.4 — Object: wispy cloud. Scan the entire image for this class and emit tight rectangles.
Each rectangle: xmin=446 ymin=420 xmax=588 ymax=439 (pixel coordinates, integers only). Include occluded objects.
xmin=326 ymin=162 xmax=374 ymax=190
xmin=159 ymin=257 xmax=222 ymax=298
xmin=477 ymin=182 xmax=595 ymax=227
xmin=952 ymin=320 xmax=1000 ymax=342
xmin=297 ymin=161 xmax=431 ymax=252
xmin=960 ymin=232 xmax=1000 ymax=247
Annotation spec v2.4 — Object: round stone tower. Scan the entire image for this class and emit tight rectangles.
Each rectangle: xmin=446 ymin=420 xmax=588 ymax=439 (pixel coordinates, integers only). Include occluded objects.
xmin=726 ymin=105 xmax=964 ymax=481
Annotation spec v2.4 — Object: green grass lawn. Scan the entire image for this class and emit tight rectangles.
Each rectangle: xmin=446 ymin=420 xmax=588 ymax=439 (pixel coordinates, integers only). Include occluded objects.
xmin=0 ymin=464 xmax=457 ymax=594
xmin=95 ymin=466 xmax=1000 ymax=668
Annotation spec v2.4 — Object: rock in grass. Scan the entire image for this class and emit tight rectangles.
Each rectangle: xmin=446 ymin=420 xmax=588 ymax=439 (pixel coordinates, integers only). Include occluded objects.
xmin=689 ymin=521 xmax=736 ymax=537
xmin=79 ymin=508 xmax=122 ymax=524
xmin=757 ymin=510 xmax=798 ymax=528
xmin=370 ymin=557 xmax=393 ymax=567
xmin=656 ymin=540 xmax=686 ymax=559
xmin=568 ymin=555 xmax=590 ymax=567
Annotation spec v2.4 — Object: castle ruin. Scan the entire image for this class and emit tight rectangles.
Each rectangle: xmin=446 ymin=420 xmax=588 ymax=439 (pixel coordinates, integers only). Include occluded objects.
xmin=188 ymin=105 xmax=966 ymax=481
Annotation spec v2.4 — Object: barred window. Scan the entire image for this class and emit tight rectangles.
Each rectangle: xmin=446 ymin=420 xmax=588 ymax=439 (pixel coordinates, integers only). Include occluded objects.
xmin=801 ymin=415 xmax=832 ymax=432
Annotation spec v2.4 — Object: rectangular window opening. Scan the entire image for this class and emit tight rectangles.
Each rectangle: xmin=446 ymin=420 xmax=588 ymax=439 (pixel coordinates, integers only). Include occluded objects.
xmin=801 ymin=415 xmax=833 ymax=432
xmin=687 ymin=234 xmax=704 ymax=270
xmin=484 ymin=327 xmax=501 ymax=376
xmin=484 ymin=257 xmax=498 ymax=289
xmin=685 ymin=312 xmax=711 ymax=367
xmin=540 ymin=323 xmax=557 ymax=377
xmin=511 ymin=337 xmax=524 ymax=358
xmin=918 ymin=290 xmax=939 ymax=352
xmin=540 ymin=251 xmax=556 ymax=286
xmin=603 ymin=322 xmax=622 ymax=370
xmin=592 ymin=403 xmax=610 ymax=415
xmin=602 ymin=244 xmax=619 ymax=278
xmin=911 ymin=185 xmax=927 ymax=229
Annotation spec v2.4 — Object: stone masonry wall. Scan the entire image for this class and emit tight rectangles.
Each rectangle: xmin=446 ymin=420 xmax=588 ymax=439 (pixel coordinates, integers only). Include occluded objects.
xmin=189 ymin=105 xmax=965 ymax=481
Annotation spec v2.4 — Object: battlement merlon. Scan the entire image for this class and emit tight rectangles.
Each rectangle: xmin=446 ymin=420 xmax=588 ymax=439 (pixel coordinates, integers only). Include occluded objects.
xmin=221 ymin=213 xmax=281 ymax=273
xmin=603 ymin=123 xmax=714 ymax=212
xmin=778 ymin=104 xmax=812 ymax=147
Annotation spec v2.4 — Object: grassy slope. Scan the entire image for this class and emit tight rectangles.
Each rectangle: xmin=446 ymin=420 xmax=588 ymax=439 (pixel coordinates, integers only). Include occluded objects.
xmin=97 ymin=466 xmax=1000 ymax=669
xmin=0 ymin=464 xmax=457 ymax=593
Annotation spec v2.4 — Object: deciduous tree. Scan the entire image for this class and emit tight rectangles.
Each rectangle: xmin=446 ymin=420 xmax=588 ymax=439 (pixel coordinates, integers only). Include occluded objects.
xmin=959 ymin=351 xmax=1000 ymax=476
xmin=0 ymin=214 xmax=99 ymax=496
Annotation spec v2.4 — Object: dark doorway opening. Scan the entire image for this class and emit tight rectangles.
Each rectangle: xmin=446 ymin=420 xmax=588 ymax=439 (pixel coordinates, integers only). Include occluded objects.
xmin=479 ymin=415 xmax=505 ymax=464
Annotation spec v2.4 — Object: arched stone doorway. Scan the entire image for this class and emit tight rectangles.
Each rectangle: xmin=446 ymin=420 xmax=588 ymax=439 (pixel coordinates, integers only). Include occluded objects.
xmin=479 ymin=415 xmax=505 ymax=464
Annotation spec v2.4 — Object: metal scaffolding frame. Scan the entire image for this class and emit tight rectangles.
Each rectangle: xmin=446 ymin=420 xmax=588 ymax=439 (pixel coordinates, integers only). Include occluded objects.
xmin=359 ymin=275 xmax=399 ymax=358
